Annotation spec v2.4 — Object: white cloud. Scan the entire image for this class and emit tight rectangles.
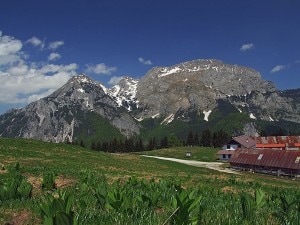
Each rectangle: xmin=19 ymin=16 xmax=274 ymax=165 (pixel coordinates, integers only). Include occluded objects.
xmin=0 ymin=63 xmax=78 ymax=104
xmin=270 ymin=65 xmax=286 ymax=73
xmin=85 ymin=63 xmax=117 ymax=75
xmin=0 ymin=54 xmax=22 ymax=66
xmin=26 ymin=36 xmax=44 ymax=49
xmin=7 ymin=63 xmax=29 ymax=76
xmin=0 ymin=34 xmax=23 ymax=56
xmin=0 ymin=32 xmax=78 ymax=105
xmin=38 ymin=63 xmax=78 ymax=74
xmin=0 ymin=33 xmax=23 ymax=66
xmin=240 ymin=43 xmax=254 ymax=52
xmin=108 ymin=76 xmax=125 ymax=85
xmin=138 ymin=57 xmax=152 ymax=65
xmin=26 ymin=89 xmax=56 ymax=103
xmin=48 ymin=52 xmax=61 ymax=61
xmin=48 ymin=41 xmax=64 ymax=50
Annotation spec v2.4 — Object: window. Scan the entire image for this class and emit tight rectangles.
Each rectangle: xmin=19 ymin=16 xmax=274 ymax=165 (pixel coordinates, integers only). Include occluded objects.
xmin=227 ymin=145 xmax=230 ymax=149
xmin=257 ymin=154 xmax=263 ymax=160
xmin=223 ymin=154 xmax=226 ymax=158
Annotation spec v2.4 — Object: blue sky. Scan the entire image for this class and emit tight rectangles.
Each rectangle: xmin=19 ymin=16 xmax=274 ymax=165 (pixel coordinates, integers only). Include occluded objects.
xmin=0 ymin=0 xmax=299 ymax=114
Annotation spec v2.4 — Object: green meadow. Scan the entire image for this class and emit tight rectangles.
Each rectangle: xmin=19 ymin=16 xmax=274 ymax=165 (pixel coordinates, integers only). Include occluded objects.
xmin=0 ymin=138 xmax=300 ymax=225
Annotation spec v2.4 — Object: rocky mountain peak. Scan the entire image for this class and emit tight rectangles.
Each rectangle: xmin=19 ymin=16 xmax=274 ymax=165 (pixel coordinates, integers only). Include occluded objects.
xmin=0 ymin=74 xmax=140 ymax=142
xmin=48 ymin=74 xmax=108 ymax=101
xmin=72 ymin=73 xmax=94 ymax=83
xmin=134 ymin=59 xmax=280 ymax=122
xmin=108 ymin=76 xmax=139 ymax=111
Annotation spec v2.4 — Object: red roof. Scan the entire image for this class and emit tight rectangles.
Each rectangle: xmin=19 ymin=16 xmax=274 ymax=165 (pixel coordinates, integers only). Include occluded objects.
xmin=256 ymin=136 xmax=300 ymax=145
xmin=233 ymin=135 xmax=256 ymax=148
xmin=256 ymin=143 xmax=285 ymax=148
xmin=229 ymin=149 xmax=300 ymax=170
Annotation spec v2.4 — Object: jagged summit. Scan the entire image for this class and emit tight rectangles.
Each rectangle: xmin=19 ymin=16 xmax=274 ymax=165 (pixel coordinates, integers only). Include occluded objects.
xmin=49 ymin=74 xmax=109 ymax=100
xmin=73 ymin=73 xmax=93 ymax=82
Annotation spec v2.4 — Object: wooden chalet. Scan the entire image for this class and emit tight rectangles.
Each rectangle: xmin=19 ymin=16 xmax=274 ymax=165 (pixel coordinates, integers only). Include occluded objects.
xmin=217 ymin=135 xmax=255 ymax=161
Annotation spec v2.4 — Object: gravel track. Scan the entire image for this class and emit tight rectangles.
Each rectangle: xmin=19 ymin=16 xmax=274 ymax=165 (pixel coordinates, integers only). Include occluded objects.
xmin=142 ymin=155 xmax=239 ymax=174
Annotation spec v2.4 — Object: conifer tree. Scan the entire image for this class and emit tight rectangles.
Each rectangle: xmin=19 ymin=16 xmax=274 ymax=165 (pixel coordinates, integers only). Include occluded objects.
xmin=160 ymin=136 xmax=168 ymax=149
xmin=194 ymin=133 xmax=199 ymax=146
xmin=201 ymin=129 xmax=212 ymax=147
xmin=79 ymin=140 xmax=85 ymax=148
xmin=186 ymin=131 xmax=194 ymax=146
xmin=90 ymin=141 xmax=96 ymax=150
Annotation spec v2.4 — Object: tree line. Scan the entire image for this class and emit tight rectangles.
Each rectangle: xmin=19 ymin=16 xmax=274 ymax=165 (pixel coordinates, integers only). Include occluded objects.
xmin=73 ymin=129 xmax=230 ymax=153
xmin=185 ymin=129 xmax=229 ymax=148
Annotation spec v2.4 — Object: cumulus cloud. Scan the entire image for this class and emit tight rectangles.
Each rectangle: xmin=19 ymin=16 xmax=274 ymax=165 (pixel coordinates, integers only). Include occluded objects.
xmin=0 ymin=34 xmax=23 ymax=56
xmin=0 ymin=63 xmax=78 ymax=104
xmin=108 ymin=76 xmax=125 ymax=85
xmin=240 ymin=43 xmax=254 ymax=52
xmin=26 ymin=36 xmax=44 ymax=49
xmin=48 ymin=41 xmax=64 ymax=50
xmin=0 ymin=31 xmax=78 ymax=105
xmin=0 ymin=33 xmax=23 ymax=66
xmin=270 ymin=65 xmax=286 ymax=73
xmin=85 ymin=63 xmax=117 ymax=75
xmin=138 ymin=57 xmax=152 ymax=65
xmin=48 ymin=52 xmax=61 ymax=61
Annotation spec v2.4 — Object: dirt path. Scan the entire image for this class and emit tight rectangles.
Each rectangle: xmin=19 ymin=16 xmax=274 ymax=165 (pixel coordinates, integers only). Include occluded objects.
xmin=142 ymin=155 xmax=239 ymax=174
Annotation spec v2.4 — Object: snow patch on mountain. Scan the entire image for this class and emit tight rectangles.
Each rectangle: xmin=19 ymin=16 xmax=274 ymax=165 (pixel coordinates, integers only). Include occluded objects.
xmin=77 ymin=88 xmax=84 ymax=93
xmin=250 ymin=113 xmax=257 ymax=120
xmin=151 ymin=113 xmax=160 ymax=118
xmin=159 ymin=67 xmax=182 ymax=77
xmin=99 ymin=84 xmax=108 ymax=94
xmin=203 ymin=110 xmax=212 ymax=121
xmin=161 ymin=114 xmax=174 ymax=125
xmin=134 ymin=117 xmax=144 ymax=122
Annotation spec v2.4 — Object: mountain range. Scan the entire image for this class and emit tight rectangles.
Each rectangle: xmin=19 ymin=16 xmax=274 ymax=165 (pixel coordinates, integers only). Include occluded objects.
xmin=0 ymin=59 xmax=299 ymax=144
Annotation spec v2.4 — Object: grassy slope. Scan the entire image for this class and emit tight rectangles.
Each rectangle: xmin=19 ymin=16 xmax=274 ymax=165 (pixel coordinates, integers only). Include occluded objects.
xmin=1 ymin=138 xmax=300 ymax=185
xmin=0 ymin=138 xmax=218 ymax=181
xmin=1 ymin=138 xmax=300 ymax=224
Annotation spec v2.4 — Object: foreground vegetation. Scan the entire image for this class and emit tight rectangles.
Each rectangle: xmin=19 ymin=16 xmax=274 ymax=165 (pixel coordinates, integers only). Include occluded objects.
xmin=1 ymin=138 xmax=300 ymax=224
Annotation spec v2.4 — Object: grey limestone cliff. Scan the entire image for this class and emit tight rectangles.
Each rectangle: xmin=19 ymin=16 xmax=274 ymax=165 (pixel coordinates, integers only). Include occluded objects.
xmin=134 ymin=59 xmax=286 ymax=122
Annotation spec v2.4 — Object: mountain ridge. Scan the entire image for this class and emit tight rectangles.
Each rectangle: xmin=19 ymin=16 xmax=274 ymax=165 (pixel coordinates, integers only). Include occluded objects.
xmin=1 ymin=59 xmax=299 ymax=143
